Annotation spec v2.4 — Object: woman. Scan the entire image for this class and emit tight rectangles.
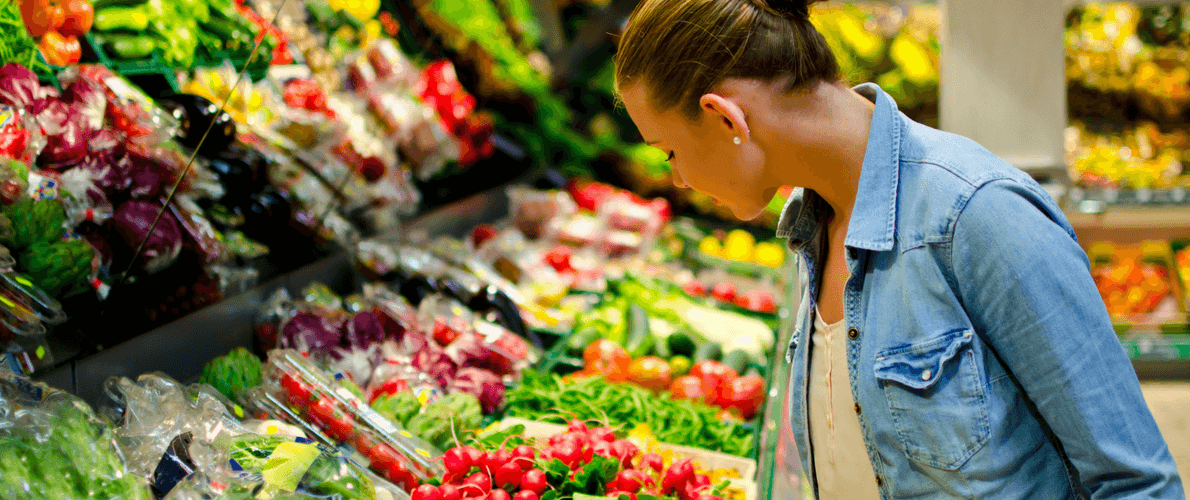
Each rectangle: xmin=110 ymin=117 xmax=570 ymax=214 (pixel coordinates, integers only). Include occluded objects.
xmin=614 ymin=0 xmax=1183 ymax=498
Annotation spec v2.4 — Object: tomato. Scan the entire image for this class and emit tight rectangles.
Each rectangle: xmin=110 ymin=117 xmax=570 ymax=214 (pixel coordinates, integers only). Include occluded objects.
xmin=710 ymin=282 xmax=737 ymax=304
xmin=471 ymin=224 xmax=498 ymax=248
xmin=38 ymin=31 xmax=80 ymax=65
xmin=736 ymin=290 xmax=776 ymax=314
xmin=326 ymin=414 xmax=357 ymax=442
xmin=720 ymin=375 xmax=766 ymax=419
xmin=370 ymin=377 xmax=411 ymax=403
xmin=307 ymin=397 xmax=339 ymax=426
xmin=626 ymin=357 xmax=673 ymax=393
xmin=582 ymin=340 xmax=630 ymax=380
xmin=544 ymin=245 xmax=573 ymax=273
xmin=669 ymin=375 xmax=706 ymax=402
xmin=690 ymin=360 xmax=738 ymax=404
xmin=280 ymin=373 xmax=313 ymax=405
xmin=20 ymin=0 xmax=50 ymax=37
xmin=58 ymin=0 xmax=92 ymax=36
xmin=682 ymin=279 xmax=706 ymax=297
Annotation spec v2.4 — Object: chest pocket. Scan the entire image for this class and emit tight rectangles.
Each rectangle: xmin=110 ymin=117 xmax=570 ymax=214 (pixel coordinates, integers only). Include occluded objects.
xmin=873 ymin=328 xmax=991 ymax=470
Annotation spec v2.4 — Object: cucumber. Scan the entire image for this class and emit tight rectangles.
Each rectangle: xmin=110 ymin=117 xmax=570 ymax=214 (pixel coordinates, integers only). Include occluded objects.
xmin=721 ymin=349 xmax=751 ymax=374
xmin=565 ymin=326 xmax=603 ymax=357
xmin=624 ymin=304 xmax=655 ymax=358
xmin=693 ymin=342 xmax=722 ymax=362
xmin=666 ymin=331 xmax=697 ymax=358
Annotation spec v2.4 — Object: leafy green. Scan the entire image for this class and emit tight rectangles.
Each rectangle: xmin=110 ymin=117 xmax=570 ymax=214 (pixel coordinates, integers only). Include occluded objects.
xmin=199 ymin=347 xmax=263 ymax=401
xmin=371 ymin=392 xmax=421 ymax=428
xmin=504 ymin=371 xmax=754 ymax=456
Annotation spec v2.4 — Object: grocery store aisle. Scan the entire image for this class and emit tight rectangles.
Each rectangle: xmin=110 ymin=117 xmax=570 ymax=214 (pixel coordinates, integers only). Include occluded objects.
xmin=1141 ymin=382 xmax=1190 ymax=482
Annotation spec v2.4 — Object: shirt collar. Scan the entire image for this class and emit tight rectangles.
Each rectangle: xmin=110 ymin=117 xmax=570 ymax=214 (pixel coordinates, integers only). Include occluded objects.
xmin=775 ymin=83 xmax=902 ymax=252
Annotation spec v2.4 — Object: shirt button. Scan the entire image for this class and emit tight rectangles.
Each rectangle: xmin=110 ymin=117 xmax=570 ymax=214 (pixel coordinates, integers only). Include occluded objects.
xmin=921 ymin=369 xmax=932 ymax=381
xmin=847 ymin=327 xmax=859 ymax=340
xmin=875 ymin=475 xmax=883 ymax=487
xmin=854 ymin=403 xmax=861 ymax=414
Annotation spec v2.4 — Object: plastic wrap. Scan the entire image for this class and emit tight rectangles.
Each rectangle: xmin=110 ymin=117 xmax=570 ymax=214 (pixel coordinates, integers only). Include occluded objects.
xmin=263 ymin=349 xmax=446 ymax=490
xmin=0 ymin=372 xmax=152 ymax=500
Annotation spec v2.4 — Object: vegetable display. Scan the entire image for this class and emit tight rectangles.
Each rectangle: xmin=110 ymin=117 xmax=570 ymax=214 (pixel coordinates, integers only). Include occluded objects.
xmin=503 ymin=371 xmax=755 ymax=457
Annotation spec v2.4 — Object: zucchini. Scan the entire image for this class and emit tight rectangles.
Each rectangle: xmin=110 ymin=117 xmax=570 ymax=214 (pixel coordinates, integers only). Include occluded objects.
xmin=666 ymin=331 xmax=697 ymax=357
xmin=721 ymin=349 xmax=751 ymax=374
xmin=565 ymin=326 xmax=603 ymax=357
xmin=624 ymin=304 xmax=654 ymax=358
xmin=693 ymin=342 xmax=722 ymax=362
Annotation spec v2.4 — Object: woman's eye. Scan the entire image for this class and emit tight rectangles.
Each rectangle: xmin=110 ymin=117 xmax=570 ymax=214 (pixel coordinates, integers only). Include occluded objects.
xmin=666 ymin=151 xmax=675 ymax=161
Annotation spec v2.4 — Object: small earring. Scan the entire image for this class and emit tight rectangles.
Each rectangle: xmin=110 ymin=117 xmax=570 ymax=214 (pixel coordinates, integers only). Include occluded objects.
xmin=733 ymin=137 xmax=742 ymax=145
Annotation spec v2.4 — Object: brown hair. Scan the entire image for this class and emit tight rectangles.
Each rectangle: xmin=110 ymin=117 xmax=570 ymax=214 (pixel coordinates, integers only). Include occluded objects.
xmin=615 ymin=0 xmax=839 ymax=120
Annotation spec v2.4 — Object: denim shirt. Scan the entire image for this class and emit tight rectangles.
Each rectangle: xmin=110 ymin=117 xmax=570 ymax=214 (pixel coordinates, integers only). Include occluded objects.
xmin=777 ymin=83 xmax=1184 ymax=499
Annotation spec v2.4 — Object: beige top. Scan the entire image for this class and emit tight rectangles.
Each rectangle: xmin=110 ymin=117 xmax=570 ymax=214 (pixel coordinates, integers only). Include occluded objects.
xmin=808 ymin=308 xmax=882 ymax=498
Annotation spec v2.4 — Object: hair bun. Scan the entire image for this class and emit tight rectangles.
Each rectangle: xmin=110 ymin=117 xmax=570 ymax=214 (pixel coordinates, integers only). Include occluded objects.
xmin=761 ymin=0 xmax=822 ymax=18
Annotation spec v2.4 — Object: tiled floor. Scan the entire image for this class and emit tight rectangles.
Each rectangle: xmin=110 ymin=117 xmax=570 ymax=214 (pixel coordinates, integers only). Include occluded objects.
xmin=1141 ymin=382 xmax=1190 ymax=483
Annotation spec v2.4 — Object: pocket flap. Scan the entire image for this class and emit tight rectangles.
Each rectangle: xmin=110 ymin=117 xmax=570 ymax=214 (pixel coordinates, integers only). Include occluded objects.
xmin=873 ymin=329 xmax=975 ymax=390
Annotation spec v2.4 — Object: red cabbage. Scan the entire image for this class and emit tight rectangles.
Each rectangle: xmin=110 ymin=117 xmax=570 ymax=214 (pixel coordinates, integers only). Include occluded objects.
xmin=34 ymin=98 xmax=93 ymax=169
xmin=62 ymin=74 xmax=107 ymax=131
xmin=0 ymin=64 xmax=44 ymax=108
xmin=109 ymin=200 xmax=182 ymax=273
xmin=344 ymin=311 xmax=386 ymax=349
xmin=451 ymin=367 xmax=503 ymax=414
xmin=446 ymin=333 xmax=514 ymax=376
xmin=412 ymin=349 xmax=457 ymax=389
xmin=79 ymin=151 xmax=132 ymax=201
xmin=280 ymin=311 xmax=343 ymax=352
xmin=124 ymin=155 xmax=171 ymax=199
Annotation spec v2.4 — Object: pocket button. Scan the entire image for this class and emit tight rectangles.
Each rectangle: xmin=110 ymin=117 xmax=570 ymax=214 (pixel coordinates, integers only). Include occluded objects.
xmin=921 ymin=369 xmax=931 ymax=381
xmin=854 ymin=403 xmax=861 ymax=414
xmin=875 ymin=475 xmax=883 ymax=487
xmin=847 ymin=327 xmax=859 ymax=340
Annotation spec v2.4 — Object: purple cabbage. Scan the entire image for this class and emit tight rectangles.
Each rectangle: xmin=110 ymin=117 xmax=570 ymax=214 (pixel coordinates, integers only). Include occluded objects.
xmin=345 ymin=311 xmax=386 ymax=349
xmin=451 ymin=367 xmax=503 ymax=414
xmin=446 ymin=333 xmax=513 ymax=376
xmin=62 ymin=74 xmax=107 ymax=131
xmin=33 ymin=98 xmax=92 ymax=169
xmin=279 ymin=311 xmax=342 ymax=352
xmin=110 ymin=200 xmax=183 ymax=273
xmin=0 ymin=64 xmax=44 ymax=108
xmin=412 ymin=349 xmax=457 ymax=389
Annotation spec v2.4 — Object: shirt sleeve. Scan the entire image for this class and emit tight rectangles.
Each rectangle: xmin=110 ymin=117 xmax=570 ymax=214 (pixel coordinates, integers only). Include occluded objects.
xmin=950 ymin=178 xmax=1183 ymax=499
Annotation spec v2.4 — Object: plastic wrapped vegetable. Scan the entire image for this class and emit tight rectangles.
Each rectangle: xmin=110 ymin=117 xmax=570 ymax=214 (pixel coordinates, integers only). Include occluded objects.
xmin=199 ymin=347 xmax=264 ymax=402
xmin=405 ymin=392 xmax=482 ymax=450
xmin=371 ymin=391 xmax=422 ymax=428
xmin=3 ymin=198 xmax=66 ymax=249
xmin=109 ymin=200 xmax=183 ymax=274
xmin=448 ymin=367 xmax=503 ymax=414
xmin=345 ymin=311 xmax=386 ymax=349
xmin=215 ymin=434 xmax=381 ymax=500
xmin=279 ymin=310 xmax=343 ymax=353
xmin=0 ymin=373 xmax=152 ymax=500
xmin=19 ymin=238 xmax=95 ymax=296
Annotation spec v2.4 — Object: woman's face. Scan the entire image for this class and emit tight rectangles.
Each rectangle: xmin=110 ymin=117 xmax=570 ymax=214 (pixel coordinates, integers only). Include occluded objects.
xmin=619 ymin=85 xmax=776 ymax=221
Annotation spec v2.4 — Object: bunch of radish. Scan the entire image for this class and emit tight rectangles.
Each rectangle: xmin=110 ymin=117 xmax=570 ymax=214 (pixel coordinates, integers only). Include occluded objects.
xmin=412 ymin=420 xmax=726 ymax=500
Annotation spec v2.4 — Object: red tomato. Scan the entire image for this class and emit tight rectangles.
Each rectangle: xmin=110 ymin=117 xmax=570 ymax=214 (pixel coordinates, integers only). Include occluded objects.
xmin=280 ymin=373 xmax=313 ymax=405
xmin=307 ymin=398 xmax=339 ymax=426
xmin=544 ymin=245 xmax=573 ymax=273
xmin=627 ymin=357 xmax=673 ymax=393
xmin=710 ymin=282 xmax=737 ymax=304
xmin=59 ymin=0 xmax=92 ymax=36
xmin=690 ymin=360 xmax=739 ymax=404
xmin=582 ymin=340 xmax=630 ymax=381
xmin=721 ymin=375 xmax=766 ymax=419
xmin=682 ymin=280 xmax=707 ymax=297
xmin=669 ymin=375 xmax=706 ymax=402
xmin=736 ymin=290 xmax=776 ymax=314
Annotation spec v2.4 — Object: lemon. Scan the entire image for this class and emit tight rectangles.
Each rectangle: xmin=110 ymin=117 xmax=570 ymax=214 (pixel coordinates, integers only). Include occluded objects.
xmin=723 ymin=230 xmax=755 ymax=261
xmin=699 ymin=236 xmax=723 ymax=257
xmin=753 ymin=242 xmax=786 ymax=268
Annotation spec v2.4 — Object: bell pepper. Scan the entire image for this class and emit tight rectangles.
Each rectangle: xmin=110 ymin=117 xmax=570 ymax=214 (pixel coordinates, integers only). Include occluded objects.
xmin=38 ymin=31 xmax=81 ymax=65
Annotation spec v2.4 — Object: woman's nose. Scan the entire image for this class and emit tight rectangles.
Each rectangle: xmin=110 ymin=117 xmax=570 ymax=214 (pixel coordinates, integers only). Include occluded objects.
xmin=671 ymin=167 xmax=688 ymax=189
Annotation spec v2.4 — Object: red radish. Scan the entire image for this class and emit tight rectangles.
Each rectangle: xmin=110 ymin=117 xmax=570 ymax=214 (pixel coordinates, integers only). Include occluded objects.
xmin=440 ymin=484 xmax=462 ymax=500
xmin=485 ymin=450 xmax=513 ymax=474
xmin=511 ymin=445 xmax=536 ymax=469
xmin=460 ymin=447 xmax=486 ymax=470
xmin=513 ymin=491 xmax=538 ymax=500
xmin=682 ymin=280 xmax=707 ymax=297
xmin=615 ymin=470 xmax=650 ymax=493
xmin=587 ymin=426 xmax=616 ymax=443
xmin=567 ymin=419 xmax=589 ymax=433
xmin=488 ymin=489 xmax=512 ymax=500
xmin=494 ymin=462 xmax=522 ymax=489
xmin=520 ymin=469 xmax=548 ymax=494
xmin=711 ymin=282 xmax=737 ymax=303
xmin=605 ymin=479 xmax=621 ymax=492
xmin=413 ymin=485 xmax=443 ymax=500
xmin=662 ymin=459 xmax=696 ymax=494
xmin=443 ymin=447 xmax=474 ymax=474
xmin=610 ymin=440 xmax=639 ymax=469
xmin=591 ymin=440 xmax=613 ymax=459
xmin=548 ymin=436 xmax=585 ymax=468
xmin=639 ymin=453 xmax=664 ymax=474
xmin=691 ymin=474 xmax=710 ymax=490
xmin=463 ymin=472 xmax=492 ymax=498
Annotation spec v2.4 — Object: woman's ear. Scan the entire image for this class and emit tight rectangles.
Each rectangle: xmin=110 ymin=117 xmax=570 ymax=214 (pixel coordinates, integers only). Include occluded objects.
xmin=699 ymin=93 xmax=750 ymax=144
